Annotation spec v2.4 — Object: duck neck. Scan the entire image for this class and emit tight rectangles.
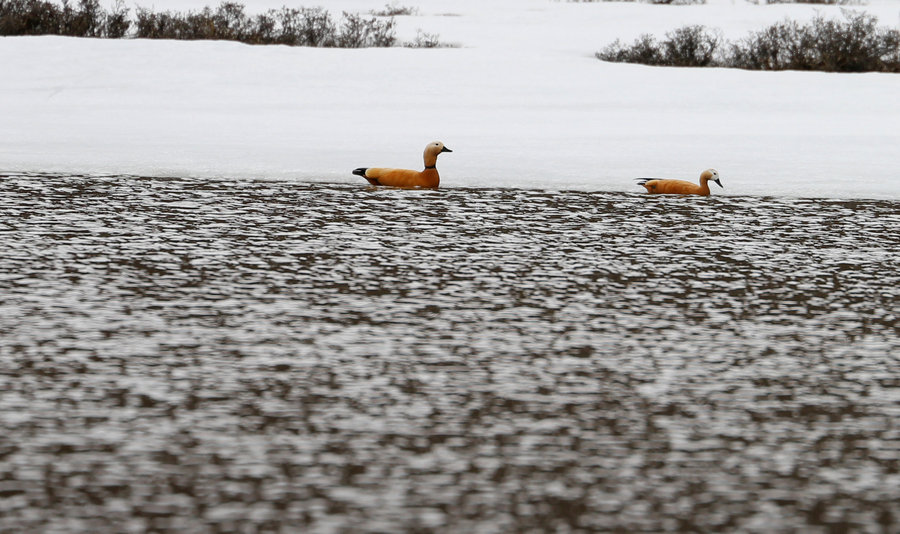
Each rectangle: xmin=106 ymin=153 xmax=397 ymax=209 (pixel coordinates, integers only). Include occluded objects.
xmin=698 ymin=178 xmax=710 ymax=195
xmin=423 ymin=148 xmax=440 ymax=169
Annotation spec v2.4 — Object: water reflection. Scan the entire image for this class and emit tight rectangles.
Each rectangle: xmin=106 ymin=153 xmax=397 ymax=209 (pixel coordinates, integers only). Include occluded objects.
xmin=0 ymin=174 xmax=898 ymax=532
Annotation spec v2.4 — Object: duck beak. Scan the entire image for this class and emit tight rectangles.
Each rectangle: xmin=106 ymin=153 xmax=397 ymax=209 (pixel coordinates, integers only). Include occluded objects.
xmin=714 ymin=178 xmax=723 ymax=188
xmin=441 ymin=146 xmax=453 ymax=153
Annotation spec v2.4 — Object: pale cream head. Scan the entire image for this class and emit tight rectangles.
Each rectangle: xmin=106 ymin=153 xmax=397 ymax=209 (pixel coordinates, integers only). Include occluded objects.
xmin=423 ymin=141 xmax=452 ymax=167
xmin=700 ymin=168 xmax=723 ymax=188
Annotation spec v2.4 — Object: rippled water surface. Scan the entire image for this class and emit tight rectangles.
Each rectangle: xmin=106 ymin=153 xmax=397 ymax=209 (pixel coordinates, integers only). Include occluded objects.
xmin=1 ymin=174 xmax=898 ymax=533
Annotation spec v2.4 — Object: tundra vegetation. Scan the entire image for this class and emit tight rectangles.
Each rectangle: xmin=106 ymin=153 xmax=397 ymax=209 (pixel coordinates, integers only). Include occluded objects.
xmin=597 ymin=11 xmax=900 ymax=72
xmin=565 ymin=0 xmax=862 ymax=4
xmin=0 ymin=0 xmax=443 ymax=47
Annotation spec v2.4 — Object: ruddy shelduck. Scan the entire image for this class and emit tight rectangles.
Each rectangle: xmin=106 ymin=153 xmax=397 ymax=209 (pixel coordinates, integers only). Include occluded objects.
xmin=353 ymin=141 xmax=452 ymax=188
xmin=636 ymin=169 xmax=723 ymax=196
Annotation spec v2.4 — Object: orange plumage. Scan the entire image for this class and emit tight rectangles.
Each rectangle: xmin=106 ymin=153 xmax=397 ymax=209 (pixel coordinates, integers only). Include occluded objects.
xmin=636 ymin=169 xmax=723 ymax=196
xmin=353 ymin=141 xmax=452 ymax=189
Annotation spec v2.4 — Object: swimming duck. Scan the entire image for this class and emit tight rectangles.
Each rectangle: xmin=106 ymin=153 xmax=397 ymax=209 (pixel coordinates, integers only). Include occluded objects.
xmin=636 ymin=169 xmax=723 ymax=196
xmin=353 ymin=141 xmax=452 ymax=188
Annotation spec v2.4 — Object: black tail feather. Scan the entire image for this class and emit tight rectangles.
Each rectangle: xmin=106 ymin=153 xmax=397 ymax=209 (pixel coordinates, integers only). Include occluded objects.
xmin=353 ymin=167 xmax=380 ymax=186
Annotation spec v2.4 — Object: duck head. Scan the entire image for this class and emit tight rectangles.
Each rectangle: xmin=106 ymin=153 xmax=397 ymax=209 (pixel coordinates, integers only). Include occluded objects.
xmin=424 ymin=141 xmax=452 ymax=168
xmin=701 ymin=168 xmax=723 ymax=188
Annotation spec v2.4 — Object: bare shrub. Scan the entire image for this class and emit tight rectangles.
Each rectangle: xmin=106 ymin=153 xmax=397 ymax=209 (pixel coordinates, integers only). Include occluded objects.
xmin=405 ymin=29 xmax=444 ymax=48
xmin=662 ymin=25 xmax=720 ymax=66
xmin=0 ymin=0 xmax=60 ymax=35
xmin=597 ymin=26 xmax=719 ymax=67
xmin=728 ymin=20 xmax=806 ymax=70
xmin=337 ymin=11 xmax=395 ymax=47
xmin=564 ymin=0 xmax=706 ymax=4
xmin=597 ymin=11 xmax=900 ymax=73
xmin=730 ymin=11 xmax=900 ymax=72
xmin=597 ymin=35 xmax=665 ymax=65
xmin=0 ymin=0 xmax=124 ymax=37
xmin=61 ymin=0 xmax=102 ymax=37
xmin=371 ymin=3 xmax=418 ymax=16
xmin=1 ymin=0 xmax=406 ymax=47
xmin=745 ymin=0 xmax=862 ymax=5
xmin=130 ymin=3 xmax=400 ymax=47
xmin=363 ymin=14 xmax=396 ymax=47
xmin=292 ymin=6 xmax=336 ymax=47
xmin=105 ymin=0 xmax=129 ymax=38
xmin=134 ymin=3 xmax=257 ymax=41
xmin=134 ymin=8 xmax=190 ymax=40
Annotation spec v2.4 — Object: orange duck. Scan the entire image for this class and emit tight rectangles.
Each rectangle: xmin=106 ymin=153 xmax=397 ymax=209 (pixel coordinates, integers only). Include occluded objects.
xmin=353 ymin=141 xmax=452 ymax=188
xmin=636 ymin=169 xmax=723 ymax=196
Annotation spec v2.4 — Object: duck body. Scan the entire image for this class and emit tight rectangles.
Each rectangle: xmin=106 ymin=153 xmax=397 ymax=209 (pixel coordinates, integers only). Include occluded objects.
xmin=639 ymin=178 xmax=710 ymax=195
xmin=636 ymin=169 xmax=722 ymax=196
xmin=353 ymin=141 xmax=451 ymax=189
xmin=353 ymin=167 xmax=441 ymax=188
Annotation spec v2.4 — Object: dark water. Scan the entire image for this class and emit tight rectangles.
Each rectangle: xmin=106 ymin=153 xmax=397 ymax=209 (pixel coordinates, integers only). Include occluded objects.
xmin=1 ymin=173 xmax=898 ymax=533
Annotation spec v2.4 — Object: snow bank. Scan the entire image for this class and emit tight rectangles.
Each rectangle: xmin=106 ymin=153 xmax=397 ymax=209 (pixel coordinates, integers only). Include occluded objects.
xmin=1 ymin=0 xmax=898 ymax=198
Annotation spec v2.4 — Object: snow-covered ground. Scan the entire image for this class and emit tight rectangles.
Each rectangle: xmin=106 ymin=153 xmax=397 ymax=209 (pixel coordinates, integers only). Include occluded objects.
xmin=1 ymin=0 xmax=898 ymax=198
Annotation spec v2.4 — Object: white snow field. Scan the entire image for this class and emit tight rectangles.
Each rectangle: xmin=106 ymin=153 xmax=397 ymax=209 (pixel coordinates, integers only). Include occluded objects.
xmin=1 ymin=0 xmax=898 ymax=198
